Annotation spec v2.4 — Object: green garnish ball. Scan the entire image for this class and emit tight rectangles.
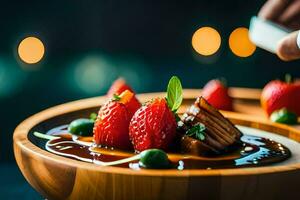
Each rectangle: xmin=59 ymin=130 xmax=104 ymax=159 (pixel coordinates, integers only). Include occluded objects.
xmin=68 ymin=118 xmax=94 ymax=136
xmin=270 ymin=108 xmax=298 ymax=125
xmin=139 ymin=149 xmax=170 ymax=169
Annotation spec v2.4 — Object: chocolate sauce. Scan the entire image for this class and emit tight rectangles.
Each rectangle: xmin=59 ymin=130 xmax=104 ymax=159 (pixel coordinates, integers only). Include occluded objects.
xmin=41 ymin=125 xmax=291 ymax=170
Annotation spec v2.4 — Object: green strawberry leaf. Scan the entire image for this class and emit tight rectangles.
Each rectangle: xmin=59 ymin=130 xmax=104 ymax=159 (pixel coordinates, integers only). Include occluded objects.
xmin=218 ymin=77 xmax=227 ymax=87
xmin=166 ymin=76 xmax=183 ymax=112
xmin=112 ymin=94 xmax=121 ymax=101
xmin=270 ymin=108 xmax=298 ymax=125
xmin=285 ymin=74 xmax=292 ymax=84
xmin=89 ymin=112 xmax=97 ymax=121
xmin=186 ymin=123 xmax=206 ymax=141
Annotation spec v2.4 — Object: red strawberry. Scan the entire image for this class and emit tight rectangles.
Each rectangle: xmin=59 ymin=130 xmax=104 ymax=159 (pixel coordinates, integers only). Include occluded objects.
xmin=123 ymin=94 xmax=141 ymax=117
xmin=129 ymin=98 xmax=177 ymax=152
xmin=93 ymin=90 xmax=138 ymax=150
xmin=107 ymin=78 xmax=134 ymax=97
xmin=201 ymin=79 xmax=233 ymax=111
xmin=261 ymin=78 xmax=300 ymax=116
xmin=107 ymin=78 xmax=141 ymax=115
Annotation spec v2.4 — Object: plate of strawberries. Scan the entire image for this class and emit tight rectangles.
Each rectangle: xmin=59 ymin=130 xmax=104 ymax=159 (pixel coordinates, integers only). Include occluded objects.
xmin=13 ymin=76 xmax=300 ymax=200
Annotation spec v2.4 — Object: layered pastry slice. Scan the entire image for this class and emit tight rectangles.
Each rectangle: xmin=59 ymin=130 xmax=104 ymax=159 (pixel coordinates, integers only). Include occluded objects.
xmin=179 ymin=97 xmax=242 ymax=156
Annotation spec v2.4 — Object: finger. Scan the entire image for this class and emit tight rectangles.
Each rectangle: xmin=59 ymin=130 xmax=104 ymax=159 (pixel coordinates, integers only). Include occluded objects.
xmin=259 ymin=0 xmax=290 ymax=21
xmin=278 ymin=0 xmax=300 ymax=26
xmin=277 ymin=31 xmax=300 ymax=61
xmin=284 ymin=16 xmax=300 ymax=29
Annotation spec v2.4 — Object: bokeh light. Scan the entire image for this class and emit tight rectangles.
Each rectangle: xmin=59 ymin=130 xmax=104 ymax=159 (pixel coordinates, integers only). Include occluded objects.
xmin=229 ymin=27 xmax=256 ymax=57
xmin=18 ymin=36 xmax=45 ymax=64
xmin=66 ymin=54 xmax=153 ymax=96
xmin=192 ymin=27 xmax=221 ymax=56
xmin=68 ymin=55 xmax=117 ymax=95
xmin=0 ymin=57 xmax=27 ymax=98
xmin=115 ymin=56 xmax=152 ymax=92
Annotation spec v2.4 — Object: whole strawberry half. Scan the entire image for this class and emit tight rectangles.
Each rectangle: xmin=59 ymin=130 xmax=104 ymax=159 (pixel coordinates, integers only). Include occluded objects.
xmin=107 ymin=78 xmax=141 ymax=115
xmin=93 ymin=90 xmax=138 ymax=150
xmin=129 ymin=98 xmax=177 ymax=152
xmin=202 ymin=79 xmax=233 ymax=111
xmin=261 ymin=78 xmax=300 ymax=116
xmin=129 ymin=76 xmax=182 ymax=152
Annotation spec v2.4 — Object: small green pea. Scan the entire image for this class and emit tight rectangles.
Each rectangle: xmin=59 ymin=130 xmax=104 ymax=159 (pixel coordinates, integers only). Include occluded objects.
xmin=270 ymin=108 xmax=298 ymax=125
xmin=139 ymin=149 xmax=170 ymax=169
xmin=68 ymin=118 xmax=94 ymax=136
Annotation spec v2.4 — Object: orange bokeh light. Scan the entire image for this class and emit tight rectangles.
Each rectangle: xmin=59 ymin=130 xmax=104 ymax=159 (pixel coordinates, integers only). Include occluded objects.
xmin=18 ymin=36 xmax=45 ymax=64
xmin=192 ymin=27 xmax=221 ymax=56
xmin=229 ymin=27 xmax=256 ymax=57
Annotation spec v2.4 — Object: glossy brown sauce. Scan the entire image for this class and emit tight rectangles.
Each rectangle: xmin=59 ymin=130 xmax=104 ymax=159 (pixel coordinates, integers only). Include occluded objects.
xmin=43 ymin=124 xmax=291 ymax=170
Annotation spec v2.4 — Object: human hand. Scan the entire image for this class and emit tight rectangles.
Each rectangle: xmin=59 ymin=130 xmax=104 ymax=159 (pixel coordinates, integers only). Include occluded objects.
xmin=259 ymin=0 xmax=300 ymax=61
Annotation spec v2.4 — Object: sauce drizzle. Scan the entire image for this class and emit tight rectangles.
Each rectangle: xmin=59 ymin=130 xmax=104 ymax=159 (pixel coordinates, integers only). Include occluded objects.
xmin=41 ymin=125 xmax=291 ymax=170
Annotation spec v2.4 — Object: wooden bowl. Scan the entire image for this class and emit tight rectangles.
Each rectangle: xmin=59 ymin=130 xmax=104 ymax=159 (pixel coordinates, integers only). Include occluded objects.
xmin=13 ymin=90 xmax=300 ymax=200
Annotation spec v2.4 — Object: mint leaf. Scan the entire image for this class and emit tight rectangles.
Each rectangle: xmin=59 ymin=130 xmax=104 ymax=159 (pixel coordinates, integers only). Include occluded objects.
xmin=174 ymin=113 xmax=181 ymax=122
xmin=186 ymin=123 xmax=206 ymax=141
xmin=196 ymin=130 xmax=205 ymax=141
xmin=166 ymin=76 xmax=183 ymax=112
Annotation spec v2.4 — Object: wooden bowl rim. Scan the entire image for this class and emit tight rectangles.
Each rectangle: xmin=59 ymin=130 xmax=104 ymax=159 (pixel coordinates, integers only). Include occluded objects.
xmin=13 ymin=91 xmax=300 ymax=177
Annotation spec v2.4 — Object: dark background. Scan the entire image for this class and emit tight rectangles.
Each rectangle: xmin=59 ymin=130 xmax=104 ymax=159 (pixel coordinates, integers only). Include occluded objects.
xmin=1 ymin=0 xmax=300 ymax=199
